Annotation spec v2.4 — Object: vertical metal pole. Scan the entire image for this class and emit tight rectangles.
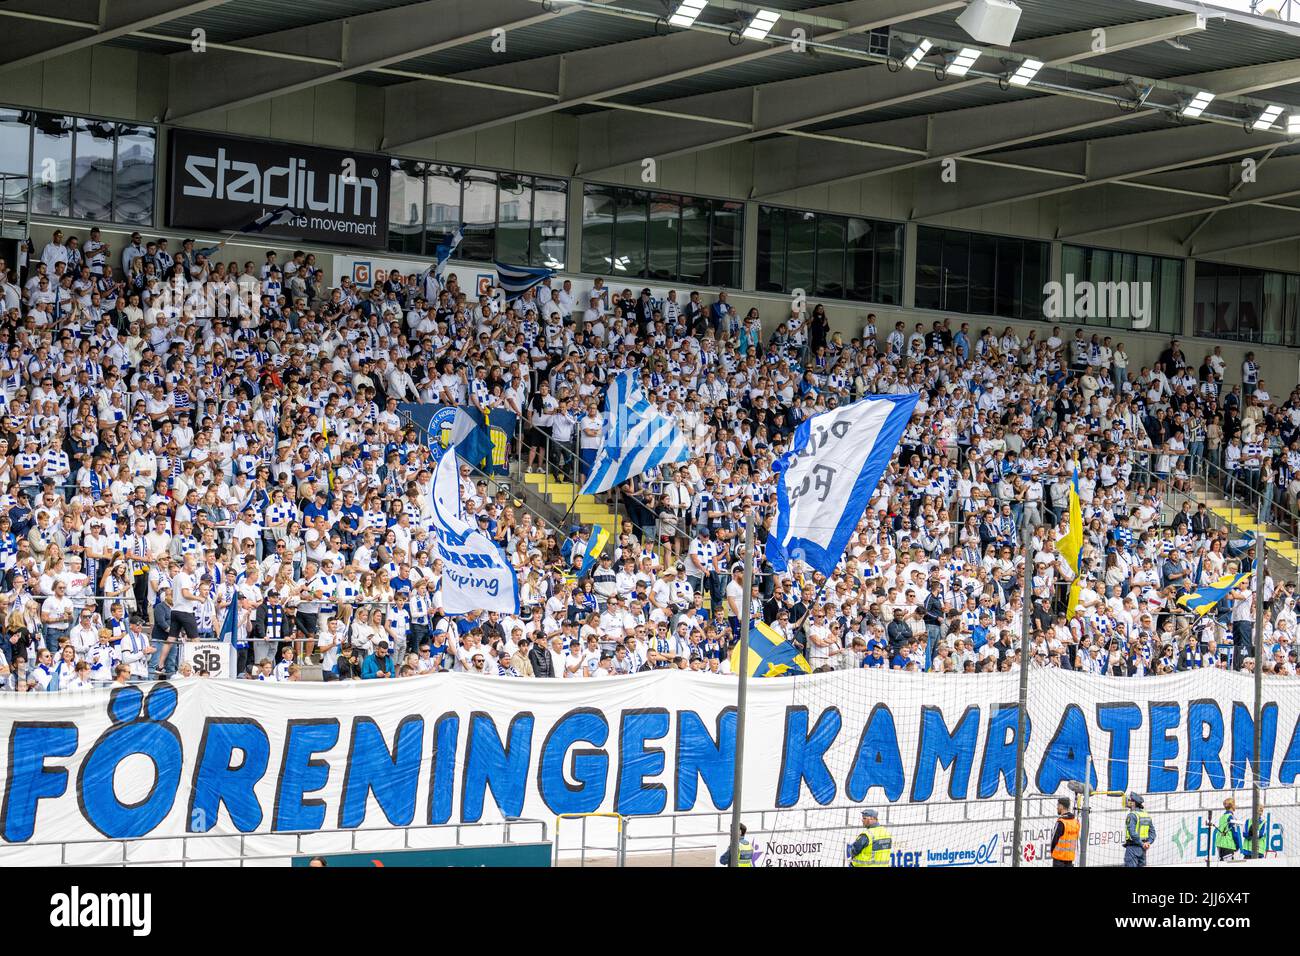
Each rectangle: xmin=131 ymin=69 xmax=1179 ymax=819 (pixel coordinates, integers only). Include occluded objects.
xmin=612 ymin=486 xmax=620 ymax=555
xmin=1251 ymin=537 xmax=1267 ymax=856
xmin=1011 ymin=521 xmax=1033 ymax=868
xmin=728 ymin=518 xmax=756 ymax=868
xmin=1206 ymin=809 xmax=1213 ymax=868
xmin=1079 ymin=754 xmax=1092 ymax=869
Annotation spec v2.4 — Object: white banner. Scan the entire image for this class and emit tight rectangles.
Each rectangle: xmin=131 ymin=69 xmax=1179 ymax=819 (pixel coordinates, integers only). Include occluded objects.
xmin=181 ymin=643 xmax=232 ymax=679
xmin=429 ymin=447 xmax=518 ymax=614
xmin=2 ymin=669 xmax=1300 ymax=851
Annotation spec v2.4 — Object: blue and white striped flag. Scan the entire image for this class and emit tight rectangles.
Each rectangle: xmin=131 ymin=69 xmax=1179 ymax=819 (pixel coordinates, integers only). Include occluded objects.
xmin=240 ymin=205 xmax=297 ymax=233
xmin=434 ymin=225 xmax=464 ymax=272
xmin=494 ymin=261 xmax=555 ymax=301
xmin=581 ymin=369 xmax=689 ymax=496
xmin=767 ymin=393 xmax=919 ymax=578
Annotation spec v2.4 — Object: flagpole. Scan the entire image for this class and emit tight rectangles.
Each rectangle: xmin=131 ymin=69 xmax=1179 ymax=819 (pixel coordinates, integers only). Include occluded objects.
xmin=1011 ymin=519 xmax=1033 ymax=869
xmin=1252 ymin=538 xmax=1267 ymax=854
xmin=728 ymin=517 xmax=756 ymax=869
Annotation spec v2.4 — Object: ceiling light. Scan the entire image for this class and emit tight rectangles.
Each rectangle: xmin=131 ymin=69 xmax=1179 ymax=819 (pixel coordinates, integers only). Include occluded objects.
xmin=946 ymin=48 xmax=980 ymax=77
xmin=1181 ymin=90 xmax=1214 ymax=118
xmin=1008 ymin=58 xmax=1042 ymax=87
xmin=742 ymin=9 xmax=779 ymax=40
xmin=668 ymin=0 xmax=707 ymax=28
xmin=903 ymin=38 xmax=932 ymax=70
xmin=1289 ymin=113 xmax=1300 ymax=135
xmin=1252 ymin=104 xmax=1284 ymax=131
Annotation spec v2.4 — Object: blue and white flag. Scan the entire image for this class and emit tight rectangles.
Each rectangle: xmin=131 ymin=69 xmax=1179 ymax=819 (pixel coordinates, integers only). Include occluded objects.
xmin=494 ymin=261 xmax=555 ymax=302
xmin=766 ymin=393 xmax=919 ymax=578
xmin=240 ymin=205 xmax=297 ymax=234
xmin=218 ymin=593 xmax=243 ymax=648
xmin=429 ymin=445 xmax=519 ymax=615
xmin=581 ymin=369 xmax=690 ymax=496
xmin=434 ymin=225 xmax=464 ymax=274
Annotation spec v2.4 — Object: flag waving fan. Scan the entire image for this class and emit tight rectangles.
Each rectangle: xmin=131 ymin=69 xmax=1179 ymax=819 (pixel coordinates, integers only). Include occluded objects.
xmin=581 ymin=370 xmax=690 ymax=496
xmin=240 ymin=205 xmax=297 ymax=234
xmin=730 ymin=620 xmax=812 ymax=678
xmin=1056 ymin=465 xmax=1085 ymax=618
xmin=766 ymin=393 xmax=919 ymax=578
xmin=1178 ymin=563 xmax=1255 ymax=617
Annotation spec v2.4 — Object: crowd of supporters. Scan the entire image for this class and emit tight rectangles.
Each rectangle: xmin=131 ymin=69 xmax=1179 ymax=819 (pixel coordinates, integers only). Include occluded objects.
xmin=1 ymin=221 xmax=1299 ymax=692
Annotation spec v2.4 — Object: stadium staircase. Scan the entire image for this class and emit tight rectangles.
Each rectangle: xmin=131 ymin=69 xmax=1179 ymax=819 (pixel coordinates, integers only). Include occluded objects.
xmin=1183 ymin=458 xmax=1300 ymax=576
xmin=521 ymin=472 xmax=618 ymax=535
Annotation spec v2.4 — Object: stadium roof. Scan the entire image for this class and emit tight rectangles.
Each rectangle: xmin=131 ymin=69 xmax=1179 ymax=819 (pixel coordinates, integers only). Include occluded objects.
xmin=4 ymin=0 xmax=1300 ymax=255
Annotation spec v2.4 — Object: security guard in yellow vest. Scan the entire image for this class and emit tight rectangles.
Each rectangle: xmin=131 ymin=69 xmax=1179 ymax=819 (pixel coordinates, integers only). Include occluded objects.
xmin=719 ymin=823 xmax=754 ymax=867
xmin=849 ymin=808 xmax=893 ymax=867
xmin=1123 ymin=792 xmax=1155 ymax=867
xmin=1050 ymin=797 xmax=1079 ymax=867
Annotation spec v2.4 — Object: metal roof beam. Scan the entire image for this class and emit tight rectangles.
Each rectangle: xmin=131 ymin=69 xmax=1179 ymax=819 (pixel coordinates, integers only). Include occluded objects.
xmin=755 ymin=48 xmax=1300 ymax=198
xmin=0 ymin=0 xmax=230 ymax=73
xmin=908 ymin=123 xmax=1286 ymax=219
xmin=577 ymin=13 xmax=1202 ymax=179
xmin=1058 ymin=153 xmax=1300 ymax=241
xmin=165 ymin=0 xmax=587 ymax=124
xmin=1188 ymin=206 xmax=1300 ymax=257
xmin=382 ymin=0 xmax=964 ymax=152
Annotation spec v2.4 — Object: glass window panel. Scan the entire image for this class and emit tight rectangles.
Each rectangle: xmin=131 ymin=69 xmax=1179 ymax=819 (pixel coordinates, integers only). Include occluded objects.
xmin=914 ymin=226 xmax=942 ymax=311
xmin=113 ymin=123 xmax=154 ymax=225
xmin=814 ymin=215 xmax=846 ymax=298
xmin=940 ymin=230 xmax=969 ymax=314
xmin=581 ymin=183 xmax=615 ymax=275
xmin=1215 ymin=266 xmax=1241 ymax=340
xmin=1021 ymin=242 xmax=1047 ymax=320
xmin=678 ymin=195 xmax=709 ymax=284
xmin=495 ymin=172 xmax=531 ymax=265
xmin=757 ymin=206 xmax=786 ymax=293
xmin=875 ymin=223 xmax=902 ymax=306
xmin=969 ymin=233 xmax=996 ymax=316
xmin=71 ymin=118 xmax=115 ymax=221
xmin=0 ymin=109 xmax=28 ymax=177
xmin=613 ymin=189 xmax=648 ymax=278
xmin=424 ymin=166 xmax=461 ymax=256
xmin=1061 ymin=245 xmax=1085 ymax=285
xmin=1088 ymin=248 xmax=1111 ymax=288
xmin=1158 ymin=259 xmax=1182 ymax=334
xmin=459 ymin=169 xmax=497 ymax=263
xmin=1193 ymin=261 xmax=1217 ymax=338
xmin=1287 ymin=274 xmax=1300 ymax=347
xmin=387 ymin=160 xmax=424 ymax=256
xmin=846 ymin=217 xmax=874 ymax=301
xmin=532 ymin=177 xmax=566 ymax=269
xmin=29 ymin=112 xmax=72 ymax=218
xmin=996 ymin=237 xmax=1023 ymax=318
xmin=709 ymin=199 xmax=742 ymax=288
xmin=1239 ymin=270 xmax=1263 ymax=343
xmin=1263 ymin=273 xmax=1286 ymax=346
xmin=646 ymin=193 xmax=680 ymax=282
xmin=785 ymin=211 xmax=816 ymax=297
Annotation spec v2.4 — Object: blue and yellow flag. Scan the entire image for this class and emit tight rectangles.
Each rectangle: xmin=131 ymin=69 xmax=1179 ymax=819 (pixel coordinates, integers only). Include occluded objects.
xmin=578 ymin=525 xmax=609 ymax=578
xmin=731 ymin=620 xmax=813 ymax=678
xmin=1178 ymin=564 xmax=1255 ymax=617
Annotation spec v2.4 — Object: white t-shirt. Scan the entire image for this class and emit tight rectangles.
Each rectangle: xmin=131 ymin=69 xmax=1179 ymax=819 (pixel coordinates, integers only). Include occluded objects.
xmin=171 ymin=571 xmax=199 ymax=613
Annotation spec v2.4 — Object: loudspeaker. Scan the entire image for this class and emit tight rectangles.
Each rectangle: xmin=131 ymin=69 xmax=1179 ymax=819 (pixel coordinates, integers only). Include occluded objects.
xmin=956 ymin=0 xmax=1022 ymax=47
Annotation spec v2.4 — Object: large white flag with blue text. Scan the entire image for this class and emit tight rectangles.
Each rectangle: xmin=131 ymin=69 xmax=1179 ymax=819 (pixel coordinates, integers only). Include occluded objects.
xmin=767 ymin=393 xmax=919 ymax=578
xmin=429 ymin=447 xmax=519 ymax=614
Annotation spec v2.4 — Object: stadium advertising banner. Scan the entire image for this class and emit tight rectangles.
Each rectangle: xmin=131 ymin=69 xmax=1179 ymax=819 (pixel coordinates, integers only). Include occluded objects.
xmin=3 ymin=670 xmax=1299 ymax=862
xmin=168 ymin=129 xmax=389 ymax=249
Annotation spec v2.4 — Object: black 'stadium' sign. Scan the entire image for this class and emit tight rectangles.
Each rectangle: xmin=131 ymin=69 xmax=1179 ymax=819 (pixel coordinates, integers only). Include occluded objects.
xmin=168 ymin=129 xmax=390 ymax=249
